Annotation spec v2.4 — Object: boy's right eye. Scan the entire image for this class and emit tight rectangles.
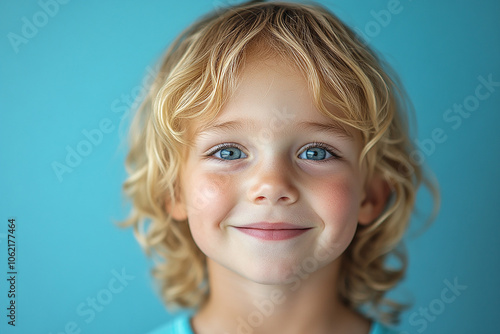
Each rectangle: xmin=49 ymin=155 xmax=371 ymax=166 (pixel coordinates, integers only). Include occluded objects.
xmin=206 ymin=143 xmax=248 ymax=161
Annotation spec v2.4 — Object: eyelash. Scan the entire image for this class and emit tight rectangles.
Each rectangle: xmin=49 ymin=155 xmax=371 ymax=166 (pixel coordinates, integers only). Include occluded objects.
xmin=205 ymin=143 xmax=246 ymax=160
xmin=303 ymin=142 xmax=341 ymax=162
xmin=204 ymin=142 xmax=341 ymax=162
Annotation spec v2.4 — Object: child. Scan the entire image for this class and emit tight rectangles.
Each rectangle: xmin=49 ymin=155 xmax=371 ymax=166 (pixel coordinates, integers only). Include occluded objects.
xmin=122 ymin=1 xmax=437 ymax=333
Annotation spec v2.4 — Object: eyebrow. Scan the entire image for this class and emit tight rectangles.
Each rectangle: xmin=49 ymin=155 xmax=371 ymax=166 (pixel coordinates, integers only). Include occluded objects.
xmin=296 ymin=121 xmax=353 ymax=140
xmin=197 ymin=118 xmax=353 ymax=140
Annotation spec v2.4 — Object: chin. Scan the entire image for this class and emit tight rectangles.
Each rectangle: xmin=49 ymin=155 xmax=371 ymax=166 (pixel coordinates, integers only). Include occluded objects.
xmin=237 ymin=260 xmax=311 ymax=286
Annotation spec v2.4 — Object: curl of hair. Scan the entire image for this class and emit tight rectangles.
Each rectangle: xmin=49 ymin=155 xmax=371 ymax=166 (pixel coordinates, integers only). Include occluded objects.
xmin=121 ymin=0 xmax=439 ymax=324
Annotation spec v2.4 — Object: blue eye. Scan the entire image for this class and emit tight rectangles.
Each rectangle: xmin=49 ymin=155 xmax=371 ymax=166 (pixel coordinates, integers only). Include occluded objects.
xmin=206 ymin=142 xmax=338 ymax=162
xmin=209 ymin=144 xmax=247 ymax=160
xmin=298 ymin=143 xmax=337 ymax=161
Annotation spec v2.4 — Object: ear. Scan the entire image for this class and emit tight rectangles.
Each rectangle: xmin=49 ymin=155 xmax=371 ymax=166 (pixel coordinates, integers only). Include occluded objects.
xmin=358 ymin=173 xmax=392 ymax=225
xmin=166 ymin=192 xmax=188 ymax=221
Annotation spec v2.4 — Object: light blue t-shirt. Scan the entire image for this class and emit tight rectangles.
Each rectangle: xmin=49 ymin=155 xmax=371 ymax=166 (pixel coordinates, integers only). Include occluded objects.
xmin=148 ymin=313 xmax=398 ymax=334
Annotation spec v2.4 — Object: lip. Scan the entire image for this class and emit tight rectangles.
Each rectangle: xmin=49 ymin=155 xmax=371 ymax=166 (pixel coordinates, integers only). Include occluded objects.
xmin=240 ymin=222 xmax=310 ymax=229
xmin=233 ymin=222 xmax=312 ymax=241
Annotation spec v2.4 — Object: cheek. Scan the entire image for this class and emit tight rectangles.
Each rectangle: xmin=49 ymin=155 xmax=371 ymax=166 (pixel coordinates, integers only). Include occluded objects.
xmin=311 ymin=173 xmax=362 ymax=244
xmin=183 ymin=171 xmax=235 ymax=247
xmin=184 ymin=172 xmax=232 ymax=217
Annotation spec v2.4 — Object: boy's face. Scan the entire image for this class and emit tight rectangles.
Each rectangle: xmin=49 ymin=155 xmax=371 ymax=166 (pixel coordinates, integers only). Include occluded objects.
xmin=169 ymin=53 xmax=388 ymax=284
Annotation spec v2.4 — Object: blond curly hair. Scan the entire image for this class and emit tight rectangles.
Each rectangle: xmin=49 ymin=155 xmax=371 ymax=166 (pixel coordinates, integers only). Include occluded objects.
xmin=121 ymin=0 xmax=438 ymax=325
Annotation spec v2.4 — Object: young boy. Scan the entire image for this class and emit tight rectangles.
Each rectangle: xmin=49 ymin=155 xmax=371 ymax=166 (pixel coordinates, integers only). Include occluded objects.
xmin=122 ymin=1 xmax=436 ymax=333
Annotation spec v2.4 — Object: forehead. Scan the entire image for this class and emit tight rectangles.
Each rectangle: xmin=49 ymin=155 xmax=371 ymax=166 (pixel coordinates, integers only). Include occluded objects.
xmin=192 ymin=54 xmax=358 ymax=141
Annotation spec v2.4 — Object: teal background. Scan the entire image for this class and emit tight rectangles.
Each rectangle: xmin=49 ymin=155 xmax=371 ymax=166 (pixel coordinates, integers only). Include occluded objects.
xmin=1 ymin=0 xmax=499 ymax=333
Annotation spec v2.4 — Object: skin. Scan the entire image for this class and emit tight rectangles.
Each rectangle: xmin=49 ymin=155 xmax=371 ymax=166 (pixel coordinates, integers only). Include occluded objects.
xmin=169 ymin=52 xmax=389 ymax=334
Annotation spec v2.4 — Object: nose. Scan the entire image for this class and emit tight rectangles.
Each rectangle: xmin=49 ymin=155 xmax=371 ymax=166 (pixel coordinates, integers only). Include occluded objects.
xmin=246 ymin=159 xmax=299 ymax=205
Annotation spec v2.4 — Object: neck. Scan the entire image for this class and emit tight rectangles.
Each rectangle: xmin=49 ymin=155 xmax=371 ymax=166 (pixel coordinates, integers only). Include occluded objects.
xmin=192 ymin=257 xmax=370 ymax=334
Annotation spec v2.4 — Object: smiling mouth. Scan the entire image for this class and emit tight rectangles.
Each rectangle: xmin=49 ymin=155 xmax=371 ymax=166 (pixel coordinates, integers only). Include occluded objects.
xmin=233 ymin=223 xmax=312 ymax=241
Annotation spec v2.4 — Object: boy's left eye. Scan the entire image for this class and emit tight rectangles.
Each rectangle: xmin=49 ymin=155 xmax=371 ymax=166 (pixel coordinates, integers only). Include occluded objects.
xmin=298 ymin=143 xmax=338 ymax=161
